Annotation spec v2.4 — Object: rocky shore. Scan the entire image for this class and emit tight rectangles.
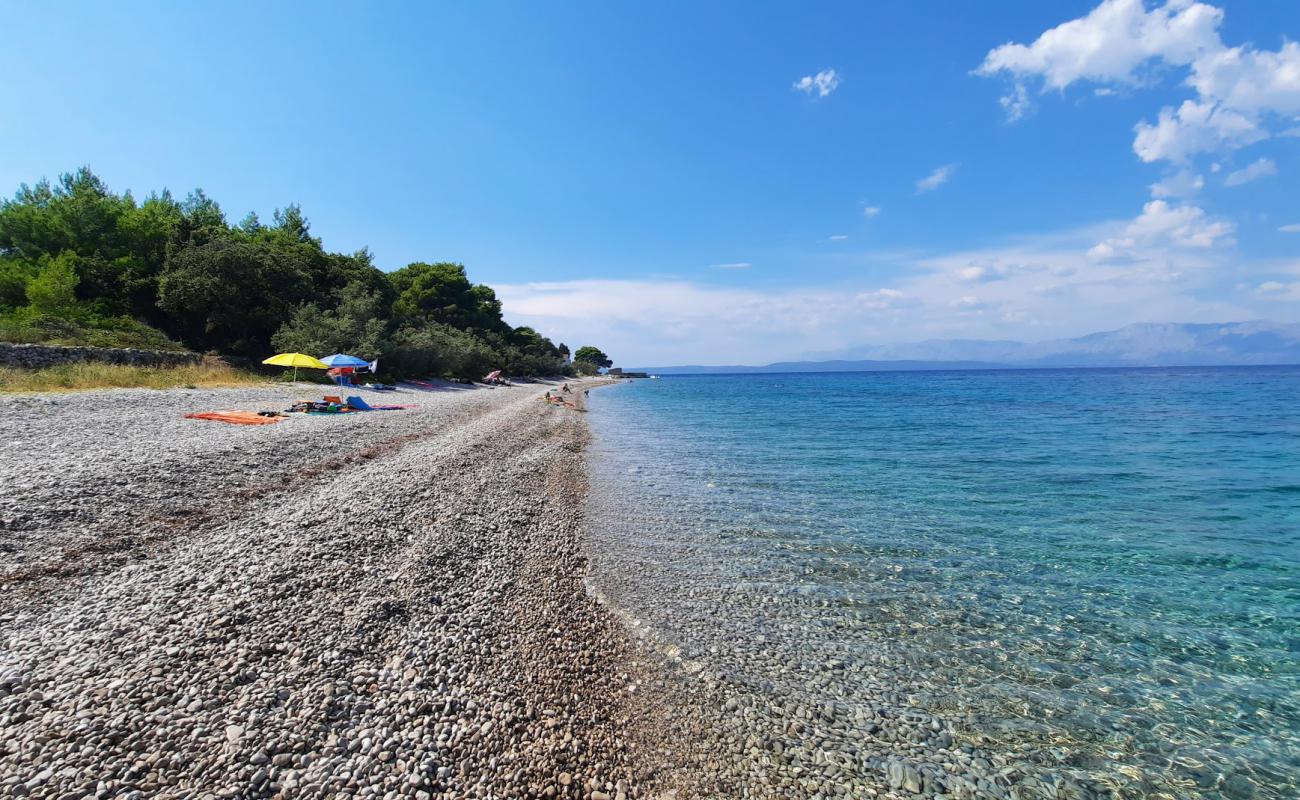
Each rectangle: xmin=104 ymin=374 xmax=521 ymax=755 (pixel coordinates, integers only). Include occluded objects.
xmin=0 ymin=381 xmax=667 ymax=799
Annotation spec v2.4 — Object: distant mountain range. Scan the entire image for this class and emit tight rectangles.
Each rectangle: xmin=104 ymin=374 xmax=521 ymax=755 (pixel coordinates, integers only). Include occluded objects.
xmin=633 ymin=321 xmax=1300 ymax=374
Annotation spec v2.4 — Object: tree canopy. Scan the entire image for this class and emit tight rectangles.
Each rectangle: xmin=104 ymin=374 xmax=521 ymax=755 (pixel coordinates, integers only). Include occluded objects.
xmin=0 ymin=167 xmax=609 ymax=380
xmin=571 ymin=345 xmax=613 ymax=375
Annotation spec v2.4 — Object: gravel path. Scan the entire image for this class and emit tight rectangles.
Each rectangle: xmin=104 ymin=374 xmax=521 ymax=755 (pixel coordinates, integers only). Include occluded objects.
xmin=0 ymin=381 xmax=664 ymax=799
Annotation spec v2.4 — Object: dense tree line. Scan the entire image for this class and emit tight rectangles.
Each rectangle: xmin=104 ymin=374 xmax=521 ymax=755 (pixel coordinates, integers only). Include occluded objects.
xmin=0 ymin=168 xmax=604 ymax=379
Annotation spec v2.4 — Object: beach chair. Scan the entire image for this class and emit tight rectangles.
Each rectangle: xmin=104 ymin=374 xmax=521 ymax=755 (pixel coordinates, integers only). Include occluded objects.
xmin=323 ymin=395 xmax=343 ymax=405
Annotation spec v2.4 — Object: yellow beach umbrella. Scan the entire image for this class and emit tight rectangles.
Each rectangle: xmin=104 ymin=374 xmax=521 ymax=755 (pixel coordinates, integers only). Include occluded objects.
xmin=262 ymin=352 xmax=328 ymax=383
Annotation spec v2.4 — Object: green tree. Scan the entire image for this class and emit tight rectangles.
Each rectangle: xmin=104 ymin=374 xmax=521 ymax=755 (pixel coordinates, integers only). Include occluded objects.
xmin=386 ymin=322 xmax=498 ymax=379
xmin=271 ymin=281 xmax=389 ymax=359
xmin=0 ymin=257 xmax=38 ymax=312
xmin=26 ymin=252 xmax=83 ymax=317
xmin=573 ymin=345 xmax=611 ymax=368
xmin=158 ymin=238 xmax=311 ymax=357
xmin=388 ymin=261 xmax=506 ymax=331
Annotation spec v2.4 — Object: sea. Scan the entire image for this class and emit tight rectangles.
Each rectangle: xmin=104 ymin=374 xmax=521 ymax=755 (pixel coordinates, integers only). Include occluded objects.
xmin=583 ymin=366 xmax=1299 ymax=799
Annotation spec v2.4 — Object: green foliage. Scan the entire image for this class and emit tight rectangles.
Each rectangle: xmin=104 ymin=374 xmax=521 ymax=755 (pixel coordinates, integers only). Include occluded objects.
xmin=0 ymin=312 xmax=186 ymax=350
xmin=26 ymin=252 xmax=82 ymax=317
xmin=272 ymin=282 xmax=388 ymax=359
xmin=0 ymin=166 xmax=573 ymax=378
xmin=387 ymin=322 xmax=499 ymax=379
xmin=0 ymin=257 xmax=38 ymax=312
xmin=388 ymin=262 xmax=505 ymax=330
xmin=159 ymin=238 xmax=312 ymax=358
xmin=573 ymin=345 xmax=612 ymax=373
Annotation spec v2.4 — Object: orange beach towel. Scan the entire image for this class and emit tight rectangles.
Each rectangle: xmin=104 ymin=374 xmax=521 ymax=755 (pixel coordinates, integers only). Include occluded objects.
xmin=184 ymin=411 xmax=283 ymax=426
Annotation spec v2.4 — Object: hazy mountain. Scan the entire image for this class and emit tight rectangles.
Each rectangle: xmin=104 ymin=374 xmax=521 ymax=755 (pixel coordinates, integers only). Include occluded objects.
xmin=635 ymin=321 xmax=1300 ymax=374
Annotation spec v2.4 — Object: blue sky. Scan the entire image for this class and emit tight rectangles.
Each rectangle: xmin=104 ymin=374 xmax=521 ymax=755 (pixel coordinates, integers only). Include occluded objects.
xmin=2 ymin=0 xmax=1298 ymax=364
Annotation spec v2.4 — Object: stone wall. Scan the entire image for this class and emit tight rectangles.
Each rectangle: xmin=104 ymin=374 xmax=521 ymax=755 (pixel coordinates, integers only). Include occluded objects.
xmin=0 ymin=342 xmax=203 ymax=369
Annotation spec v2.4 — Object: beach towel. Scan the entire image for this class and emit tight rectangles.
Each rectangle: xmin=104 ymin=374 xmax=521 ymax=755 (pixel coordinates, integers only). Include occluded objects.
xmin=345 ymin=395 xmax=375 ymax=411
xmin=185 ymin=411 xmax=283 ymax=426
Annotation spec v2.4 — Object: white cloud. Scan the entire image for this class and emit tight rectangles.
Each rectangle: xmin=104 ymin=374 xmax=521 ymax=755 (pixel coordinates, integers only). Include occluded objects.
xmin=711 ymin=262 xmax=752 ymax=270
xmin=916 ymin=164 xmax=957 ymax=193
xmin=793 ymin=69 xmax=840 ymax=98
xmin=1280 ymin=224 xmax=1300 ymax=233
xmin=1189 ymin=41 xmax=1300 ymax=116
xmin=977 ymin=0 xmax=1221 ymax=89
xmin=1132 ymin=99 xmax=1264 ymax=162
xmin=1090 ymin=199 xmax=1234 ymax=260
xmin=863 ymin=206 xmax=881 ymax=218
xmin=855 ymin=288 xmax=910 ymax=309
xmin=496 ymin=213 xmax=1283 ymax=365
xmin=1149 ymin=170 xmax=1204 ymax=198
xmin=999 ymin=83 xmax=1032 ymax=121
xmin=828 ymin=235 xmax=849 ymax=241
xmin=497 ymin=279 xmax=919 ymax=364
xmin=977 ymin=0 xmax=1300 ymax=162
xmin=1255 ymin=280 xmax=1300 ymax=300
xmin=1223 ymin=157 xmax=1277 ymax=187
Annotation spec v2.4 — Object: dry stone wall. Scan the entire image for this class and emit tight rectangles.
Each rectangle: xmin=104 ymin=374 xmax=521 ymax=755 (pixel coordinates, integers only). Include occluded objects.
xmin=0 ymin=343 xmax=202 ymax=369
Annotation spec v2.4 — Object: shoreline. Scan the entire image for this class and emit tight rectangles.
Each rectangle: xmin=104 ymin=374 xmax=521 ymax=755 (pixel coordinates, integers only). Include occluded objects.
xmin=0 ymin=379 xmax=671 ymax=799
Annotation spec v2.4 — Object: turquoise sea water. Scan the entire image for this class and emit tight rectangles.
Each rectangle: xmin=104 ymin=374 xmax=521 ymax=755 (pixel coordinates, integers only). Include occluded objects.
xmin=585 ymin=367 xmax=1300 ymax=799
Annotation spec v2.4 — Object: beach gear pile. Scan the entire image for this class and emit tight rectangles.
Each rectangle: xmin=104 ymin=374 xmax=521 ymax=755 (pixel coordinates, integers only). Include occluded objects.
xmin=185 ymin=349 xmax=495 ymax=425
xmin=186 ymin=394 xmax=415 ymax=425
xmin=286 ymin=395 xmax=414 ymax=414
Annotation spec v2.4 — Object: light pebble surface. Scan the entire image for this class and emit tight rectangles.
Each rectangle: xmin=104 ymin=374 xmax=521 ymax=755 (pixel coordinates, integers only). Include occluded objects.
xmin=0 ymin=380 xmax=671 ymax=799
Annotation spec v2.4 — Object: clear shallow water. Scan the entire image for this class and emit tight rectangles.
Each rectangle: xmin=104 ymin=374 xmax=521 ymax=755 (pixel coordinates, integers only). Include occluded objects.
xmin=585 ymin=367 xmax=1300 ymax=799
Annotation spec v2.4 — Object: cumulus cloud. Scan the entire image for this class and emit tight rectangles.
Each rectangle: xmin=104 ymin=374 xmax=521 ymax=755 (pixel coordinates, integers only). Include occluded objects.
xmin=1149 ymin=169 xmax=1204 ymax=198
xmin=793 ymin=69 xmax=840 ymax=98
xmin=863 ymin=206 xmax=881 ymax=218
xmin=1189 ymin=41 xmax=1300 ymax=117
xmin=916 ymin=164 xmax=957 ymax=193
xmin=977 ymin=0 xmax=1300 ymax=163
xmin=1132 ymin=100 xmax=1264 ymax=163
xmin=1089 ymin=199 xmax=1234 ymax=261
xmin=976 ymin=0 xmax=1221 ymax=92
xmin=1223 ymin=157 xmax=1277 ymax=187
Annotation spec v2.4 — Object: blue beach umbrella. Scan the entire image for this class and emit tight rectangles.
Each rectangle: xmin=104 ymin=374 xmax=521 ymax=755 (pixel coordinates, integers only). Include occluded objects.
xmin=320 ymin=354 xmax=370 ymax=368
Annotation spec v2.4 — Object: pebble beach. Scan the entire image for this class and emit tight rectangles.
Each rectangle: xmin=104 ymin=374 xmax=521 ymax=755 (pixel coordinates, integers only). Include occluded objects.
xmin=0 ymin=380 xmax=669 ymax=799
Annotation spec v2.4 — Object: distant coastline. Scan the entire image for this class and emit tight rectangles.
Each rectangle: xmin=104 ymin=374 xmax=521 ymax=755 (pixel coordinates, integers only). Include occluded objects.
xmin=632 ymin=320 xmax=1300 ymax=375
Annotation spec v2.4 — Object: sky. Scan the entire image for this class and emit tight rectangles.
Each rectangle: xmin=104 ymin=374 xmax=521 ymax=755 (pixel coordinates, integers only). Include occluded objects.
xmin=2 ymin=0 xmax=1298 ymax=365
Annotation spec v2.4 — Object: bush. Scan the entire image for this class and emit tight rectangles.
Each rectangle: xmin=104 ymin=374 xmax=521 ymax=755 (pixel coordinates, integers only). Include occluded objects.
xmin=0 ymin=310 xmax=187 ymax=350
xmin=386 ymin=322 xmax=498 ymax=380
